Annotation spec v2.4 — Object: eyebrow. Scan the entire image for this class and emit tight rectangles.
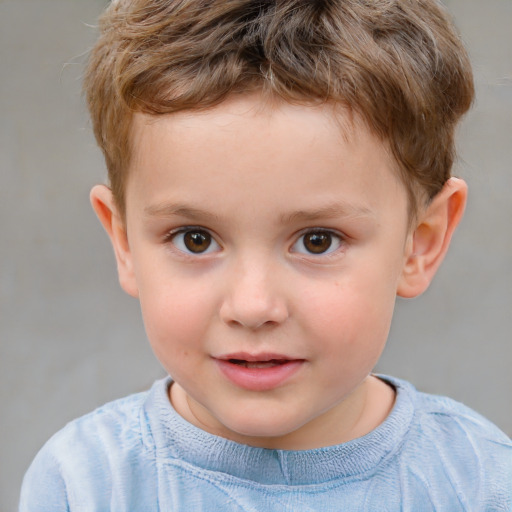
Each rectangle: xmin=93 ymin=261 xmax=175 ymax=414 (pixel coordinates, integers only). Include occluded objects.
xmin=144 ymin=203 xmax=221 ymax=222
xmin=279 ymin=203 xmax=375 ymax=224
xmin=144 ymin=201 xmax=374 ymax=224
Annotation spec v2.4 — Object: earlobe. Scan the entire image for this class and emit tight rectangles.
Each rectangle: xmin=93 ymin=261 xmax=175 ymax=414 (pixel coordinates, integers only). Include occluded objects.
xmin=90 ymin=185 xmax=139 ymax=298
xmin=397 ymin=177 xmax=467 ymax=298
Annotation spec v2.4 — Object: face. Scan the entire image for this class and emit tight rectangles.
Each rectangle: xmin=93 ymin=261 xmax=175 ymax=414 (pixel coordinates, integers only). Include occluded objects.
xmin=117 ymin=95 xmax=415 ymax=449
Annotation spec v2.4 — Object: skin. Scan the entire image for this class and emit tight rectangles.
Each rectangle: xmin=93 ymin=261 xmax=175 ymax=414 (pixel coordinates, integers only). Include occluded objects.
xmin=91 ymin=94 xmax=467 ymax=450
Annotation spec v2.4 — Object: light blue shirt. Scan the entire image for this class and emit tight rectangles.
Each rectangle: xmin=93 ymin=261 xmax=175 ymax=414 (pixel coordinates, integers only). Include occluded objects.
xmin=20 ymin=376 xmax=512 ymax=511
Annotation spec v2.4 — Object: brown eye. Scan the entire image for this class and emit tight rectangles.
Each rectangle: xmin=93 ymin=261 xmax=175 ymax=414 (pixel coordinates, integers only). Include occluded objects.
xmin=171 ymin=228 xmax=220 ymax=255
xmin=302 ymin=232 xmax=332 ymax=254
xmin=291 ymin=230 xmax=342 ymax=256
xmin=183 ymin=231 xmax=212 ymax=253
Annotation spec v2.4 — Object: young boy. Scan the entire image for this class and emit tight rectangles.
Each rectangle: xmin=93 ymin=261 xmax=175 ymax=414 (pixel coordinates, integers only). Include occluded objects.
xmin=20 ymin=0 xmax=511 ymax=510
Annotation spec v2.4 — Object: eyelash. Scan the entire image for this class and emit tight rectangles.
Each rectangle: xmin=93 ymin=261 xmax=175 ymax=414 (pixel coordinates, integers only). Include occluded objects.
xmin=164 ymin=227 xmax=345 ymax=258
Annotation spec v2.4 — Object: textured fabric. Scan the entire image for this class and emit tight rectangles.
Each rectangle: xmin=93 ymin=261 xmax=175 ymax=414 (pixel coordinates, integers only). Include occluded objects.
xmin=20 ymin=376 xmax=512 ymax=511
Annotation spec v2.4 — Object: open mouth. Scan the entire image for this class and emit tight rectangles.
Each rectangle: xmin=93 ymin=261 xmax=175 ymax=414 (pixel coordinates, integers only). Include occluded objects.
xmin=215 ymin=354 xmax=304 ymax=391
xmin=228 ymin=359 xmax=290 ymax=369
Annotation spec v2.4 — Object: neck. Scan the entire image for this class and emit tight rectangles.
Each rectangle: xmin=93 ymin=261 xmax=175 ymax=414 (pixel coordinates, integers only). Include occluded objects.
xmin=170 ymin=375 xmax=396 ymax=450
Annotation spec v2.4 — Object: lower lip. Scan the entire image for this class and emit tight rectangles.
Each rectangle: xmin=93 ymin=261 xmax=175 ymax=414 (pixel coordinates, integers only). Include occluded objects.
xmin=214 ymin=359 xmax=304 ymax=392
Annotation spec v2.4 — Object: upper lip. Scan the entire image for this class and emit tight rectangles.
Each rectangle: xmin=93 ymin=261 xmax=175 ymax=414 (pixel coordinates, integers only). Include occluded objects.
xmin=214 ymin=352 xmax=301 ymax=362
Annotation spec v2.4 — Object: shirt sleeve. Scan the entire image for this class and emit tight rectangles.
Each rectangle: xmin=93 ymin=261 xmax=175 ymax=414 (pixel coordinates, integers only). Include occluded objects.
xmin=19 ymin=446 xmax=70 ymax=512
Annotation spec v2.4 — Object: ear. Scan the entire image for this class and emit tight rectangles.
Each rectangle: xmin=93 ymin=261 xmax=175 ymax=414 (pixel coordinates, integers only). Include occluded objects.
xmin=90 ymin=185 xmax=139 ymax=298
xmin=397 ymin=177 xmax=467 ymax=298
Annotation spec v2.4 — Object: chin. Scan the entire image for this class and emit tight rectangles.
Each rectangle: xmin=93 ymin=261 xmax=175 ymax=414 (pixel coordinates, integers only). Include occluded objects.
xmin=218 ymin=411 xmax=307 ymax=446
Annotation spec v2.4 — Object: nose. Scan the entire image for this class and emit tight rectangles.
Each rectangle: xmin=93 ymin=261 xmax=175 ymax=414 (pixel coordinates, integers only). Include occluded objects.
xmin=219 ymin=256 xmax=289 ymax=330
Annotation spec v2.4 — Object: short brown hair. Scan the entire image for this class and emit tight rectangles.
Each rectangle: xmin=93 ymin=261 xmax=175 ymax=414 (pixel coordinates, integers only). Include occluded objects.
xmin=85 ymin=0 xmax=474 ymax=216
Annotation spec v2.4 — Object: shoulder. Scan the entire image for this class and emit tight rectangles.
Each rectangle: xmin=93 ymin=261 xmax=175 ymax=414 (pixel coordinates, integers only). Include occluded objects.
xmin=412 ymin=387 xmax=512 ymax=456
xmin=390 ymin=377 xmax=512 ymax=510
xmin=46 ymin=389 xmax=148 ymax=461
xmin=19 ymin=386 xmax=157 ymax=511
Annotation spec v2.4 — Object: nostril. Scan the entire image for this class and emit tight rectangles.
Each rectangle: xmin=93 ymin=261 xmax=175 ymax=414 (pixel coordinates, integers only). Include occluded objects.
xmin=219 ymin=295 xmax=289 ymax=329
xmin=226 ymin=317 xmax=281 ymax=330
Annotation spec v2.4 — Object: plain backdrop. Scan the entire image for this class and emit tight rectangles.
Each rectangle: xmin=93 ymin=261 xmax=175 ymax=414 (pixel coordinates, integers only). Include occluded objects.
xmin=1 ymin=1 xmax=511 ymax=510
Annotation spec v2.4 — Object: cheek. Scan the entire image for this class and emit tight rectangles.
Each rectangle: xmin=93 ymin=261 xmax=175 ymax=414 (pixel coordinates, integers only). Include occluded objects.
xmin=302 ymin=275 xmax=396 ymax=354
xmin=141 ymin=295 xmax=209 ymax=379
xmin=137 ymin=276 xmax=214 ymax=356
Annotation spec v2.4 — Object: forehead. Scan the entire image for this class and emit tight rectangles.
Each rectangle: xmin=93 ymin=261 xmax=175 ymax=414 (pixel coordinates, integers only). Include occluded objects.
xmin=126 ymin=94 xmax=408 ymax=224
xmin=130 ymin=94 xmax=392 ymax=171
xmin=131 ymin=95 xmax=355 ymax=148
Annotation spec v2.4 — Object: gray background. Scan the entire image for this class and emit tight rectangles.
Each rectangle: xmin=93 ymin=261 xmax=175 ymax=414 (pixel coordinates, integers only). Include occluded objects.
xmin=1 ymin=1 xmax=510 ymax=510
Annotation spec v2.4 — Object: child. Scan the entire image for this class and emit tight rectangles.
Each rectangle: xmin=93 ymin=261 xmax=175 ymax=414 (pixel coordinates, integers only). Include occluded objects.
xmin=20 ymin=0 xmax=511 ymax=510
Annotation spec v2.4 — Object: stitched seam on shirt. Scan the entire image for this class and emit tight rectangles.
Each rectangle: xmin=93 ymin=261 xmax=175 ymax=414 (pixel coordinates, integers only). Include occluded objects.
xmin=428 ymin=426 xmax=472 ymax=509
xmin=49 ymin=450 xmax=72 ymax=512
xmin=424 ymin=409 xmax=511 ymax=509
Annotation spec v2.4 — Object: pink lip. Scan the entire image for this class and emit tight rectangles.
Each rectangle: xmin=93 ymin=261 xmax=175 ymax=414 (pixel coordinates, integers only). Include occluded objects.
xmin=214 ymin=352 xmax=305 ymax=392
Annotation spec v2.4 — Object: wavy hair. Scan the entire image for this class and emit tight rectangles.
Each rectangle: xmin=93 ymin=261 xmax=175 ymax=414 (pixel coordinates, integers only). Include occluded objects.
xmin=84 ymin=0 xmax=474 ymax=215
